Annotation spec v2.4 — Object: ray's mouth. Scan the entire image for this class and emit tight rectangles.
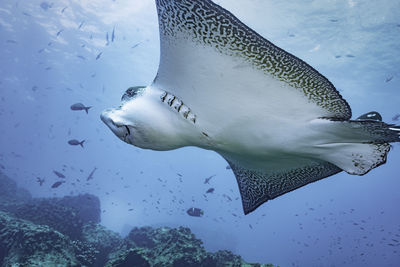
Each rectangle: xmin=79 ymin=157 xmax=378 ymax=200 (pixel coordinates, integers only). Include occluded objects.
xmin=125 ymin=125 xmax=131 ymax=135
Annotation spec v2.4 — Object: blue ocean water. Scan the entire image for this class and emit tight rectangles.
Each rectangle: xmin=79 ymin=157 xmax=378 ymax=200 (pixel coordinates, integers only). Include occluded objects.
xmin=0 ymin=0 xmax=399 ymax=266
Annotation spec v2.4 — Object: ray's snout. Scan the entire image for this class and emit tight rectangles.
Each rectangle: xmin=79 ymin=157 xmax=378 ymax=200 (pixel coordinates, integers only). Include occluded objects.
xmin=101 ymin=109 xmax=131 ymax=142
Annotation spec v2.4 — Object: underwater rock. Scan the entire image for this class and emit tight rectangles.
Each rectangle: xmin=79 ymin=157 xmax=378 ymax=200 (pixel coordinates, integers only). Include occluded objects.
xmin=82 ymin=222 xmax=124 ymax=266
xmin=105 ymin=248 xmax=151 ymax=267
xmin=0 ymin=194 xmax=101 ymax=240
xmin=57 ymin=193 xmax=101 ymax=224
xmin=0 ymin=211 xmax=80 ymax=266
xmin=2 ymin=199 xmax=85 ymax=240
xmin=114 ymin=226 xmax=274 ymax=267
xmin=0 ymin=169 xmax=273 ymax=267
xmin=0 ymin=179 xmax=17 ymax=202
xmin=0 ymin=170 xmax=29 ymax=203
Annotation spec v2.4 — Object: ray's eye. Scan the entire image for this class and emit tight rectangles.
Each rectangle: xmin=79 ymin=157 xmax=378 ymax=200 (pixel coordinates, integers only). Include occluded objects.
xmin=121 ymin=86 xmax=146 ymax=101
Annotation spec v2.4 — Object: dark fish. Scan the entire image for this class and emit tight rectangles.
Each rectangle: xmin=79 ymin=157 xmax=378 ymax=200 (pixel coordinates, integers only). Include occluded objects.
xmin=111 ymin=26 xmax=115 ymax=42
xmin=77 ymin=55 xmax=86 ymax=60
xmin=204 ymin=174 xmax=215 ymax=184
xmin=56 ymin=29 xmax=64 ymax=37
xmin=40 ymin=2 xmax=52 ymax=11
xmin=36 ymin=177 xmax=45 ymax=186
xmin=53 ymin=170 xmax=65 ymax=178
xmin=22 ymin=12 xmax=31 ymax=17
xmin=131 ymin=42 xmax=141 ymax=49
xmin=68 ymin=139 xmax=85 ymax=148
xmin=87 ymin=167 xmax=97 ymax=181
xmin=51 ymin=181 xmax=64 ymax=188
xmin=106 ymin=32 xmax=109 ymax=45
xmin=38 ymin=48 xmax=45 ymax=53
xmin=96 ymin=52 xmax=102 ymax=60
xmin=386 ymin=76 xmax=394 ymax=83
xmin=78 ymin=21 xmax=85 ymax=29
xmin=346 ymin=54 xmax=355 ymax=58
xmin=186 ymin=207 xmax=204 ymax=217
xmin=393 ymin=114 xmax=400 ymax=121
xmin=61 ymin=6 xmax=68 ymax=13
xmin=206 ymin=188 xmax=214 ymax=193
xmin=330 ymin=19 xmax=338 ymax=22
xmin=223 ymin=194 xmax=232 ymax=201
xmin=6 ymin=40 xmax=17 ymax=44
xmin=70 ymin=103 xmax=91 ymax=114
xmin=226 ymin=165 xmax=231 ymax=170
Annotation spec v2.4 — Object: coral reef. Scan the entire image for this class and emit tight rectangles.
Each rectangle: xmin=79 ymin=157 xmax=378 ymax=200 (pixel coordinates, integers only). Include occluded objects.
xmin=107 ymin=226 xmax=274 ymax=267
xmin=0 ymin=170 xmax=275 ymax=267
xmin=0 ymin=211 xmax=80 ymax=266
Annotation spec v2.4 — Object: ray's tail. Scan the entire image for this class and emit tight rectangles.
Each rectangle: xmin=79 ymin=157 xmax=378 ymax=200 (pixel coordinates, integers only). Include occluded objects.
xmin=318 ymin=112 xmax=400 ymax=175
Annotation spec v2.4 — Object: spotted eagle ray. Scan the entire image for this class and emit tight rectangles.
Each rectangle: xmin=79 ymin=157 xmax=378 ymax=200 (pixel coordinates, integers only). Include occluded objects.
xmin=101 ymin=0 xmax=400 ymax=214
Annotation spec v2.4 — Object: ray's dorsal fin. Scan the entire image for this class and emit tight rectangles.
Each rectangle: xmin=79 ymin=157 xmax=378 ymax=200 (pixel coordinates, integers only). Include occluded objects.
xmin=154 ymin=0 xmax=352 ymax=120
xmin=226 ymin=159 xmax=342 ymax=214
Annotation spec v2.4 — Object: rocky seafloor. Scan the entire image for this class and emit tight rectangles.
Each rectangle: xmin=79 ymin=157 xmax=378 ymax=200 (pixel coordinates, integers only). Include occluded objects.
xmin=0 ymin=171 xmax=275 ymax=267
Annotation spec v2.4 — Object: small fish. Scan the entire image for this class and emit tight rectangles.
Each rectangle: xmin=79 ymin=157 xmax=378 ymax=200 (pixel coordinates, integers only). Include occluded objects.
xmin=96 ymin=52 xmax=102 ymax=60
xmin=223 ymin=194 xmax=232 ymax=201
xmin=6 ymin=40 xmax=17 ymax=44
xmin=77 ymin=55 xmax=86 ymax=60
xmin=206 ymin=188 xmax=215 ymax=194
xmin=70 ymin=103 xmax=91 ymax=114
xmin=346 ymin=54 xmax=355 ymax=58
xmin=56 ymin=29 xmax=64 ymax=37
xmin=38 ymin=48 xmax=45 ymax=53
xmin=36 ymin=177 xmax=45 ymax=186
xmin=87 ymin=167 xmax=97 ymax=181
xmin=78 ymin=21 xmax=85 ymax=29
xmin=187 ymin=207 xmax=204 ymax=217
xmin=330 ymin=19 xmax=338 ymax=22
xmin=385 ymin=76 xmax=393 ymax=83
xmin=111 ymin=26 xmax=116 ymax=42
xmin=68 ymin=139 xmax=85 ymax=148
xmin=61 ymin=6 xmax=68 ymax=13
xmin=51 ymin=181 xmax=65 ymax=188
xmin=53 ymin=170 xmax=66 ymax=179
xmin=40 ymin=2 xmax=52 ymax=11
xmin=226 ymin=165 xmax=231 ymax=170
xmin=393 ymin=114 xmax=400 ymax=121
xmin=22 ymin=12 xmax=31 ymax=17
xmin=204 ymin=174 xmax=216 ymax=184
xmin=131 ymin=42 xmax=141 ymax=49
xmin=106 ymin=32 xmax=109 ymax=45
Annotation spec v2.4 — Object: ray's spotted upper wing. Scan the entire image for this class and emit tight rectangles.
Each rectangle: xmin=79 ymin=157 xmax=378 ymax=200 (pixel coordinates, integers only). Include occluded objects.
xmin=153 ymin=0 xmax=351 ymax=121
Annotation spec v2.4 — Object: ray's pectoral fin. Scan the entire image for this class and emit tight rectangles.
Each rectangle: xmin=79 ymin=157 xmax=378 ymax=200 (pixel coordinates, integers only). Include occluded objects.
xmin=226 ymin=158 xmax=342 ymax=214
